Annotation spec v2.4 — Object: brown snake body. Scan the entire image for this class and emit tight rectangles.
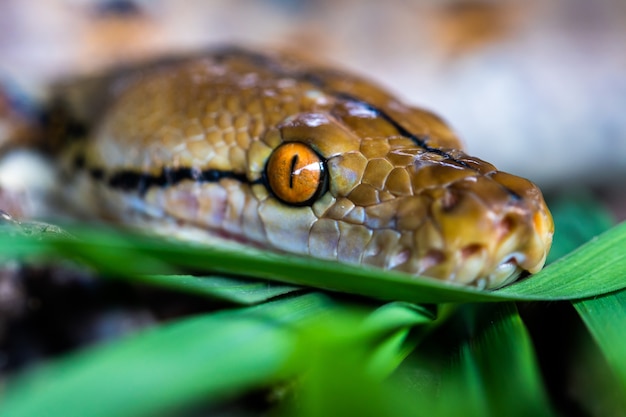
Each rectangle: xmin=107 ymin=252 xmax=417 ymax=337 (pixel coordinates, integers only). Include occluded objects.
xmin=53 ymin=48 xmax=553 ymax=289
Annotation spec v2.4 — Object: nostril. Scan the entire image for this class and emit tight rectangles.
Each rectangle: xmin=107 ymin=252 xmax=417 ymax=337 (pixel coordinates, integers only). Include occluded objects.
xmin=441 ymin=190 xmax=459 ymax=211
xmin=461 ymin=243 xmax=483 ymax=259
xmin=498 ymin=215 xmax=516 ymax=238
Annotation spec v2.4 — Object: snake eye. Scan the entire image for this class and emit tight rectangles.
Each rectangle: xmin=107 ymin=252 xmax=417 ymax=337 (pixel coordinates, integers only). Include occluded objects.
xmin=265 ymin=142 xmax=326 ymax=205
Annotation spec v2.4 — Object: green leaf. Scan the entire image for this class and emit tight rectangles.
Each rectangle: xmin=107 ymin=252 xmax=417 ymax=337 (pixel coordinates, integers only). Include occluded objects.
xmin=0 ymin=293 xmax=324 ymax=417
xmin=547 ymin=192 xmax=626 ymax=408
xmin=360 ymin=302 xmax=436 ymax=377
xmin=566 ymin=318 xmax=626 ymax=415
xmin=138 ymin=274 xmax=302 ymax=305
xmin=574 ymin=290 xmax=626 ymax=399
xmin=411 ymin=304 xmax=556 ymax=417
xmin=276 ymin=305 xmax=428 ymax=417
xmin=0 ymin=293 xmax=435 ymax=417
xmin=0 ymin=188 xmax=621 ymax=417
xmin=1 ymin=219 xmax=625 ymax=304
xmin=278 ymin=340 xmax=422 ymax=417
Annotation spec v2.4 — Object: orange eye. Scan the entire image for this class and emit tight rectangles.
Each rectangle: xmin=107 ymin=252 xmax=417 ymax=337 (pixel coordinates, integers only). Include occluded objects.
xmin=265 ymin=142 xmax=326 ymax=205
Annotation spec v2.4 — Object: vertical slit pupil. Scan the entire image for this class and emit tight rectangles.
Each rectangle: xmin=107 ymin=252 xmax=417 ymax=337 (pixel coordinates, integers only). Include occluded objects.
xmin=289 ymin=154 xmax=299 ymax=188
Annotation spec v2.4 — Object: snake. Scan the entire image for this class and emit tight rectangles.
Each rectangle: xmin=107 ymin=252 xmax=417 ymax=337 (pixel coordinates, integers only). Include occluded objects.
xmin=48 ymin=48 xmax=553 ymax=289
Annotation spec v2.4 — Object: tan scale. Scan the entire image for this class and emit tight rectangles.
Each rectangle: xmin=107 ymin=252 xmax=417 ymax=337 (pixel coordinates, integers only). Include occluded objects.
xmin=54 ymin=49 xmax=553 ymax=289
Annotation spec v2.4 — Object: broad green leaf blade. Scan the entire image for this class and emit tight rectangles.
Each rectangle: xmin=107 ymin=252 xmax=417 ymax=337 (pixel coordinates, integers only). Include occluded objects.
xmin=2 ymin=221 xmax=626 ymax=303
xmin=139 ymin=274 xmax=302 ymax=305
xmin=574 ymin=290 xmax=626 ymax=396
xmin=1 ymin=193 xmax=624 ymax=304
xmin=47 ymin=220 xmax=626 ymax=302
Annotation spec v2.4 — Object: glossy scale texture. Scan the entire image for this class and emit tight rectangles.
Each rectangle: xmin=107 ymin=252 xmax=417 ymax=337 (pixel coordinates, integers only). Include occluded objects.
xmin=61 ymin=49 xmax=553 ymax=289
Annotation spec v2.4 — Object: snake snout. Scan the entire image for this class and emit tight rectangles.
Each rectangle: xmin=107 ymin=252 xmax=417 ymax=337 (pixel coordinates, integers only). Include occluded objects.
xmin=401 ymin=173 xmax=553 ymax=288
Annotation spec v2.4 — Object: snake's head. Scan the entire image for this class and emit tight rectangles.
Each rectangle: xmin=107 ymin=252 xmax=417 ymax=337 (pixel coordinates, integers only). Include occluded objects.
xmin=254 ymin=100 xmax=553 ymax=289
xmin=73 ymin=50 xmax=552 ymax=290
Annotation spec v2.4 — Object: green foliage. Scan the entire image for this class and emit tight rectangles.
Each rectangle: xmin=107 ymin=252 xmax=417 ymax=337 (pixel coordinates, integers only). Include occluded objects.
xmin=421 ymin=304 xmax=555 ymax=417
xmin=0 ymin=193 xmax=624 ymax=416
xmin=575 ymin=291 xmax=626 ymax=397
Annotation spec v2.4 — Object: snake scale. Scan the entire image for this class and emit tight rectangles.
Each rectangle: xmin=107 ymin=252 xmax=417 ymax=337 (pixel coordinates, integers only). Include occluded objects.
xmin=50 ymin=48 xmax=553 ymax=289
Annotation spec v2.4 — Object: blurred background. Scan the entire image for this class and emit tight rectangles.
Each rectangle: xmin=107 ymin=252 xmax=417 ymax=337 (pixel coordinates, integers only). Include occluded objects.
xmin=0 ymin=0 xmax=625 ymax=214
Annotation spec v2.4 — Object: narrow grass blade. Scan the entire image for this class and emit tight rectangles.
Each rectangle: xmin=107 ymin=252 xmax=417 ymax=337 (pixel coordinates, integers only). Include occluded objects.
xmin=278 ymin=341 xmax=423 ymax=417
xmin=275 ymin=308 xmax=428 ymax=417
xmin=44 ymin=220 xmax=626 ymax=302
xmin=0 ymin=292 xmax=435 ymax=417
xmin=0 ymin=293 xmax=329 ymax=417
xmin=1 ymin=220 xmax=625 ymax=304
xmin=423 ymin=304 xmax=556 ymax=417
xmin=566 ymin=319 xmax=626 ymax=415
xmin=547 ymin=192 xmax=626 ymax=404
xmin=138 ymin=274 xmax=302 ymax=305
xmin=1 ymin=194 xmax=624 ymax=304
xmin=574 ymin=290 xmax=626 ymax=396
xmin=361 ymin=302 xmax=436 ymax=377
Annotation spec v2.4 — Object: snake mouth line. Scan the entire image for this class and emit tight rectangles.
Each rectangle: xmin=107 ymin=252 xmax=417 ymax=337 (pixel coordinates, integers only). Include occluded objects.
xmin=410 ymin=252 xmax=524 ymax=289
xmin=432 ymin=254 xmax=520 ymax=286
xmin=482 ymin=258 xmax=524 ymax=289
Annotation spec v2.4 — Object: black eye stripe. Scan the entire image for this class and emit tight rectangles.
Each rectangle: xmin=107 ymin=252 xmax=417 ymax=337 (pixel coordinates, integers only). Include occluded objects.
xmin=82 ymin=165 xmax=251 ymax=196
